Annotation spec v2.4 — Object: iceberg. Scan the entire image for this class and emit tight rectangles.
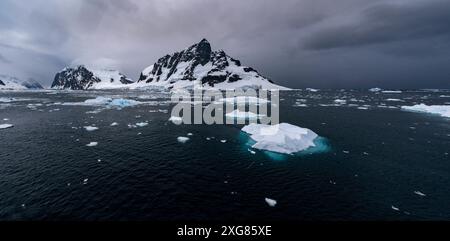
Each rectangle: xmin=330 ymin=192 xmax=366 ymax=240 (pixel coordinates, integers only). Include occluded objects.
xmin=135 ymin=122 xmax=149 ymax=127
xmin=241 ymin=123 xmax=319 ymax=155
xmin=216 ymin=96 xmax=270 ymax=105
xmin=169 ymin=116 xmax=183 ymax=124
xmin=265 ymin=198 xmax=277 ymax=207
xmin=401 ymin=104 xmax=450 ymax=118
xmin=84 ymin=126 xmax=99 ymax=131
xmin=0 ymin=124 xmax=14 ymax=129
xmin=86 ymin=142 xmax=98 ymax=147
xmin=225 ymin=109 xmax=265 ymax=120
xmin=62 ymin=96 xmax=142 ymax=108
xmin=177 ymin=136 xmax=190 ymax=143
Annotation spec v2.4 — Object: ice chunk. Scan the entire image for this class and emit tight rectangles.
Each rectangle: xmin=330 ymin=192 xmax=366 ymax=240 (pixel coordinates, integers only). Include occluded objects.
xmin=84 ymin=126 xmax=99 ymax=131
xmin=135 ymin=122 xmax=149 ymax=127
xmin=0 ymin=124 xmax=14 ymax=129
xmin=169 ymin=116 xmax=183 ymax=124
xmin=265 ymin=198 xmax=277 ymax=207
xmin=110 ymin=122 xmax=119 ymax=126
xmin=86 ymin=142 xmax=98 ymax=147
xmin=391 ymin=206 xmax=400 ymax=211
xmin=241 ymin=123 xmax=319 ymax=154
xmin=334 ymin=99 xmax=346 ymax=104
xmin=109 ymin=98 xmax=141 ymax=108
xmin=414 ymin=191 xmax=426 ymax=197
xmin=62 ymin=97 xmax=142 ymax=108
xmin=369 ymin=88 xmax=382 ymax=92
xmin=225 ymin=109 xmax=265 ymax=120
xmin=402 ymin=104 xmax=450 ymax=118
xmin=306 ymin=88 xmax=319 ymax=92
xmin=382 ymin=90 xmax=402 ymax=94
xmin=217 ymin=96 xmax=270 ymax=105
xmin=177 ymin=136 xmax=190 ymax=143
xmin=220 ymin=140 xmax=227 ymax=143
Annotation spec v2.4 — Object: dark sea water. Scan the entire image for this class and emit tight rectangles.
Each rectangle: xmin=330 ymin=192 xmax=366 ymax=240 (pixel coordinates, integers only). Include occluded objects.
xmin=0 ymin=89 xmax=449 ymax=221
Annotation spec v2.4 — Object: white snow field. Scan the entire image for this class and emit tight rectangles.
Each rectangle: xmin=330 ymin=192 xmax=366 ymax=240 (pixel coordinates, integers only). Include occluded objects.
xmin=241 ymin=123 xmax=319 ymax=154
xmin=402 ymin=104 xmax=450 ymax=118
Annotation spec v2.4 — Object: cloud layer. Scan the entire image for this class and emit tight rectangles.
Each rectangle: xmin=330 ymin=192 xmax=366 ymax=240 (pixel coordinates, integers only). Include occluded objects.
xmin=0 ymin=0 xmax=449 ymax=88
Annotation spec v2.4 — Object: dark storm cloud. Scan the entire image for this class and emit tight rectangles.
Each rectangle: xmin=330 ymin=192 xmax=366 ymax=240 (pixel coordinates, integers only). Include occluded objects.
xmin=0 ymin=0 xmax=449 ymax=88
xmin=303 ymin=0 xmax=450 ymax=51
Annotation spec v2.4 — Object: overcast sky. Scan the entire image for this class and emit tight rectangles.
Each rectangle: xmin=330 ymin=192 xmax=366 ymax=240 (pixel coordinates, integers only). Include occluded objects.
xmin=1 ymin=0 xmax=449 ymax=88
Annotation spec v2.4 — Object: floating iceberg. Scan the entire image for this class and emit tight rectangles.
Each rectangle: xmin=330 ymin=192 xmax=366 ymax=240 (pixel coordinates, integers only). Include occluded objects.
xmin=265 ymin=198 xmax=277 ymax=207
xmin=216 ymin=96 xmax=270 ymax=105
xmin=225 ymin=109 xmax=265 ymax=120
xmin=0 ymin=124 xmax=14 ymax=129
xmin=177 ymin=136 xmax=190 ymax=143
xmin=369 ymin=88 xmax=382 ymax=92
xmin=135 ymin=122 xmax=149 ymax=127
xmin=401 ymin=104 xmax=450 ymax=118
xmin=84 ymin=126 xmax=99 ymax=131
xmin=241 ymin=123 xmax=320 ymax=155
xmin=86 ymin=142 xmax=98 ymax=147
xmin=169 ymin=116 xmax=183 ymax=124
xmin=62 ymin=96 xmax=142 ymax=108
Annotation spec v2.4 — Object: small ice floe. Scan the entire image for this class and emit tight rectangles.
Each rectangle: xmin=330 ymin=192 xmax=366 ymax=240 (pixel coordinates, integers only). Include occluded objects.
xmin=177 ymin=136 xmax=190 ymax=143
xmin=225 ymin=109 xmax=265 ymax=120
xmin=386 ymin=98 xmax=404 ymax=102
xmin=382 ymin=90 xmax=402 ymax=94
xmin=84 ymin=126 xmax=99 ymax=131
xmin=135 ymin=122 xmax=149 ymax=127
xmin=169 ymin=116 xmax=183 ymax=125
xmin=137 ymin=132 xmax=142 ymax=135
xmin=414 ymin=191 xmax=426 ymax=197
xmin=97 ymin=159 xmax=102 ymax=163
xmin=357 ymin=107 xmax=369 ymax=110
xmin=62 ymin=97 xmax=142 ymax=109
xmin=110 ymin=122 xmax=119 ymax=126
xmin=334 ymin=99 xmax=347 ymax=104
xmin=248 ymin=149 xmax=256 ymax=155
xmin=329 ymin=180 xmax=337 ymax=185
xmin=187 ymin=133 xmax=193 ymax=136
xmin=158 ymin=109 xmax=168 ymax=113
xmin=363 ymin=152 xmax=369 ymax=155
xmin=86 ymin=142 xmax=98 ymax=147
xmin=369 ymin=88 xmax=382 ymax=92
xmin=0 ymin=124 xmax=13 ymax=129
xmin=241 ymin=123 xmax=319 ymax=155
xmin=221 ymin=140 xmax=227 ymax=143
xmin=391 ymin=205 xmax=400 ymax=211
xmin=3 ymin=118 xmax=9 ymax=121
xmin=306 ymin=88 xmax=319 ymax=92
xmin=401 ymin=104 xmax=450 ymax=118
xmin=206 ymin=137 xmax=211 ymax=141
xmin=343 ymin=150 xmax=350 ymax=154
xmin=216 ymin=96 xmax=270 ymax=105
xmin=265 ymin=198 xmax=277 ymax=207
xmin=83 ymin=179 xmax=89 ymax=185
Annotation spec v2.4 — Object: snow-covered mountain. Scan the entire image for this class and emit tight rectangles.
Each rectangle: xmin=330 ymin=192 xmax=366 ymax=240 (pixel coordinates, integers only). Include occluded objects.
xmin=0 ymin=74 xmax=43 ymax=90
xmin=135 ymin=39 xmax=289 ymax=90
xmin=51 ymin=66 xmax=134 ymax=90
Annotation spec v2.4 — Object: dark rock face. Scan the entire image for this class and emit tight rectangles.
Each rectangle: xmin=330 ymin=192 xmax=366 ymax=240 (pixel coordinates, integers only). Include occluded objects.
xmin=0 ymin=79 xmax=4 ymax=86
xmin=21 ymin=79 xmax=44 ymax=89
xmin=51 ymin=66 xmax=133 ymax=90
xmin=138 ymin=39 xmax=272 ymax=87
xmin=52 ymin=66 xmax=100 ymax=90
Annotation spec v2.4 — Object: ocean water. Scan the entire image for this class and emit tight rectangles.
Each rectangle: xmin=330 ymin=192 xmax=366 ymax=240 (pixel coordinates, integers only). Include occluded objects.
xmin=0 ymin=89 xmax=449 ymax=221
